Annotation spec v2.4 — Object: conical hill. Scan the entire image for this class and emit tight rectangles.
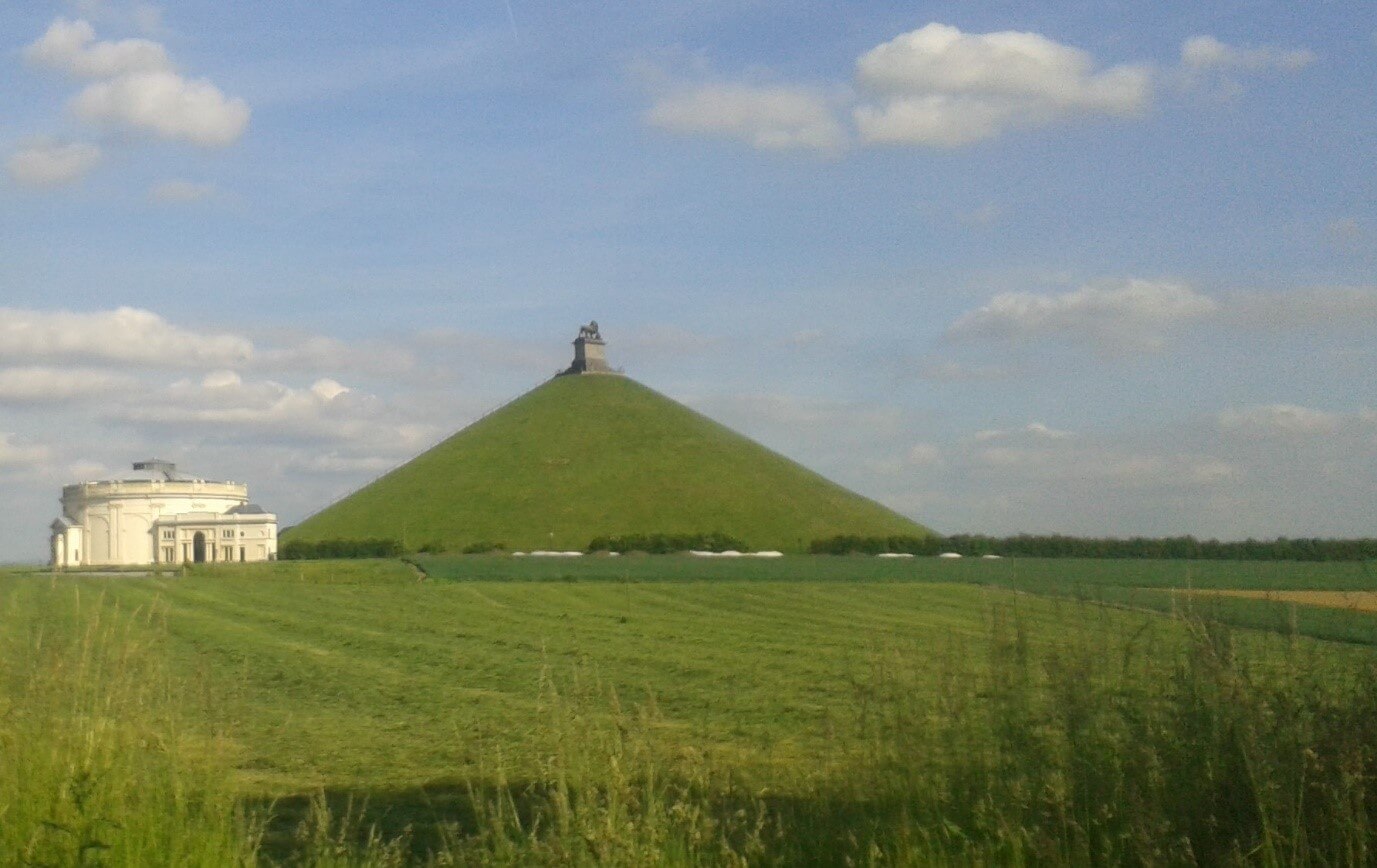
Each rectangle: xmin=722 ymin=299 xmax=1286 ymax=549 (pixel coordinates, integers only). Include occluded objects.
xmin=287 ymin=375 xmax=931 ymax=552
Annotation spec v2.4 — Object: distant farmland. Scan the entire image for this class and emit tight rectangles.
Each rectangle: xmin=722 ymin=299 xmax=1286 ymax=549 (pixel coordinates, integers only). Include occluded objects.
xmin=3 ymin=557 xmax=1376 ymax=864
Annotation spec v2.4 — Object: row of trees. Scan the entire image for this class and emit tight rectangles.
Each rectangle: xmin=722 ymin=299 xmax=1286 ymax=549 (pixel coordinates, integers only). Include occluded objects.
xmin=279 ymin=533 xmax=1377 ymax=561
xmin=811 ymin=533 xmax=1377 ymax=561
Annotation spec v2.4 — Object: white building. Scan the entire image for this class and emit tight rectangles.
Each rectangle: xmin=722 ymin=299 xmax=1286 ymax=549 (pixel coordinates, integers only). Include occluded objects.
xmin=50 ymin=460 xmax=277 ymax=568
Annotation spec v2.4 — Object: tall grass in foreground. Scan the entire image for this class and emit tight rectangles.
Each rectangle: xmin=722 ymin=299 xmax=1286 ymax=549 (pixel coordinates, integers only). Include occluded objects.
xmin=0 ymin=586 xmax=254 ymax=865
xmin=277 ymin=607 xmax=1377 ymax=866
xmin=5 ymin=585 xmax=1377 ymax=865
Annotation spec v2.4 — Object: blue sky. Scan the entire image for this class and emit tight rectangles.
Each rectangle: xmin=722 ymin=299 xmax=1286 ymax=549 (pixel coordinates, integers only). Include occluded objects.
xmin=1 ymin=1 xmax=1374 ymax=560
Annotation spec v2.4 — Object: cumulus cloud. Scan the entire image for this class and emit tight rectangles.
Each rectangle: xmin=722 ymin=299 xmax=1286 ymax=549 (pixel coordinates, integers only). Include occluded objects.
xmin=646 ymin=82 xmax=845 ymax=151
xmin=0 ymin=307 xmax=253 ymax=368
xmin=22 ymin=17 xmax=250 ymax=149
xmin=645 ymin=25 xmax=1317 ymax=153
xmin=1180 ymin=35 xmax=1314 ymax=72
xmin=72 ymin=70 xmax=250 ymax=147
xmin=24 ymin=17 xmax=170 ymax=78
xmin=853 ymin=23 xmax=1150 ymax=146
xmin=149 ymin=179 xmax=216 ymax=203
xmin=111 ymin=373 xmax=435 ymax=453
xmin=5 ymin=140 xmax=102 ymax=188
xmin=947 ymin=280 xmax=1217 ymax=349
xmin=1174 ymin=35 xmax=1314 ymax=99
xmin=0 ymin=367 xmax=134 ymax=404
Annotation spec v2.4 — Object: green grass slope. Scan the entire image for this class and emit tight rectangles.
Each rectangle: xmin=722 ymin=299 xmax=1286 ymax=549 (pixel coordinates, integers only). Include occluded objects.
xmin=287 ymin=374 xmax=930 ymax=552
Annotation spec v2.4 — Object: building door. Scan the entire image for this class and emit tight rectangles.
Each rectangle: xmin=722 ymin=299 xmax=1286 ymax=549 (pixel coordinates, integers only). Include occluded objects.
xmin=193 ymin=532 xmax=206 ymax=563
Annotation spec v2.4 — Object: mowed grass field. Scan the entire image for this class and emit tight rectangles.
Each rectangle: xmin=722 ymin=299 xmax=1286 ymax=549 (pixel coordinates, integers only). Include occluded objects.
xmin=414 ymin=554 xmax=1377 ymax=645
xmin=3 ymin=558 xmax=1377 ymax=864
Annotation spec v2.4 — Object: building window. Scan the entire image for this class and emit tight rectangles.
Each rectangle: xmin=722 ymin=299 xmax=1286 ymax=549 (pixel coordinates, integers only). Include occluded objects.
xmin=222 ymin=529 xmax=234 ymax=539
xmin=162 ymin=530 xmax=175 ymax=540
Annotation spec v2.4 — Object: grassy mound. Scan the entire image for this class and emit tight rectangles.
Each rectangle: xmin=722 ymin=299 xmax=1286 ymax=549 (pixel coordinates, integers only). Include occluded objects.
xmin=287 ymin=374 xmax=930 ymax=552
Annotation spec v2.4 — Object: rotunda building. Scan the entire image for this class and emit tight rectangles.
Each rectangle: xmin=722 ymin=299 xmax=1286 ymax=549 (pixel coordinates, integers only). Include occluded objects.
xmin=50 ymin=460 xmax=277 ymax=568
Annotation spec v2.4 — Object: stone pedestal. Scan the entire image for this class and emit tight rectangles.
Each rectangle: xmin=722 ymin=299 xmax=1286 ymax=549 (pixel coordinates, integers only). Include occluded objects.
xmin=569 ymin=335 xmax=612 ymax=374
xmin=559 ymin=322 xmax=619 ymax=376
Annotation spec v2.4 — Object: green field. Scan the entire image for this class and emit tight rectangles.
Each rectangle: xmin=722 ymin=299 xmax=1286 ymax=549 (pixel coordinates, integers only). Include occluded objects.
xmin=413 ymin=554 xmax=1377 ymax=646
xmin=3 ymin=559 xmax=1377 ymax=864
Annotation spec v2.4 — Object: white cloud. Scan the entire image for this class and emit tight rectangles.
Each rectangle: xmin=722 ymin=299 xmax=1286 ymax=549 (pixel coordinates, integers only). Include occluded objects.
xmin=5 ymin=140 xmax=102 ymax=188
xmin=647 ymin=82 xmax=845 ymax=151
xmin=149 ymin=179 xmax=216 ymax=203
xmin=1219 ymin=404 xmax=1344 ymax=436
xmin=21 ymin=17 xmax=250 ymax=148
xmin=112 ymin=373 xmax=435 ymax=453
xmin=201 ymin=369 xmax=243 ymax=390
xmin=0 ymin=367 xmax=134 ymax=403
xmin=72 ymin=69 xmax=250 ymax=147
xmin=24 ymin=17 xmax=170 ymax=79
xmin=947 ymin=280 xmax=1217 ymax=349
xmin=1180 ymin=35 xmax=1314 ymax=72
xmin=0 ymin=307 xmax=253 ymax=368
xmin=854 ymin=23 xmax=1150 ymax=146
xmin=0 ymin=434 xmax=51 ymax=470
xmin=310 ymin=378 xmax=350 ymax=401
xmin=1174 ymin=36 xmax=1314 ymax=99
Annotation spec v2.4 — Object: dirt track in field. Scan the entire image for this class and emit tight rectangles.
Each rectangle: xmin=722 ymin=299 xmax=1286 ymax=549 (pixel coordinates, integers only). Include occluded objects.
xmin=1189 ymin=590 xmax=1377 ymax=613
